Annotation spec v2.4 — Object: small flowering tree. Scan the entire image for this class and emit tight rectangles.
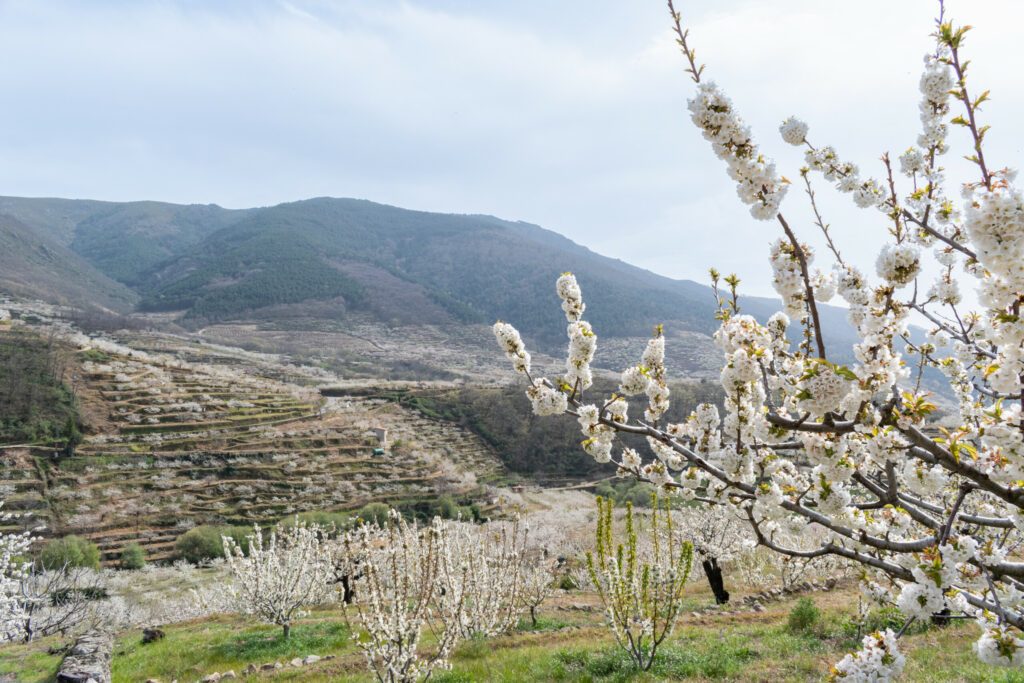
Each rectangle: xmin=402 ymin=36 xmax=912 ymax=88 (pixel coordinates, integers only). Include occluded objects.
xmin=222 ymin=522 xmax=332 ymax=639
xmin=495 ymin=0 xmax=1024 ymax=671
xmin=436 ymin=517 xmax=529 ymax=638
xmin=518 ymin=551 xmax=556 ymax=627
xmin=348 ymin=512 xmax=466 ymax=683
xmin=674 ymin=503 xmax=748 ymax=604
xmin=1 ymin=503 xmax=34 ymax=641
xmin=587 ymin=496 xmax=693 ymax=670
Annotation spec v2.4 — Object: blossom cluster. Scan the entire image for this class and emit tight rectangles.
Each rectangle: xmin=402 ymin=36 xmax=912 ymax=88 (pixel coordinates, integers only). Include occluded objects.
xmin=687 ymin=82 xmax=788 ymax=219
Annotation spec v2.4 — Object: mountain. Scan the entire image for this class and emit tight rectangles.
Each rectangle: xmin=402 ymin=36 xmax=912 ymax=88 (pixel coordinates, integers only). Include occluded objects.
xmin=0 ymin=195 xmax=860 ymax=355
xmin=0 ymin=213 xmax=137 ymax=312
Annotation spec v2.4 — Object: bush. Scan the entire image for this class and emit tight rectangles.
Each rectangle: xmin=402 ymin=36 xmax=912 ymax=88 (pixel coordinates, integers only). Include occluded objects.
xmin=39 ymin=535 xmax=100 ymax=570
xmin=120 ymin=542 xmax=146 ymax=570
xmin=280 ymin=510 xmax=351 ymax=533
xmin=436 ymin=495 xmax=459 ymax=520
xmin=787 ymin=597 xmax=821 ymax=634
xmin=558 ymin=574 xmax=579 ymax=591
xmin=51 ymin=586 xmax=108 ymax=605
xmin=356 ymin=502 xmax=390 ymax=527
xmin=175 ymin=525 xmax=251 ymax=564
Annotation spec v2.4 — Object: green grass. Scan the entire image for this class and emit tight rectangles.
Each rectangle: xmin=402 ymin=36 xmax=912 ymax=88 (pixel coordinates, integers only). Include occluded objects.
xmin=0 ymin=638 xmax=63 ymax=683
xmin=12 ymin=590 xmax=1024 ymax=682
xmin=110 ymin=617 xmax=351 ymax=683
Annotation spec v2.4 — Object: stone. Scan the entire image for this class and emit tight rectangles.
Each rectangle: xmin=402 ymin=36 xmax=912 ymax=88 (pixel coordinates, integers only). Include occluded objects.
xmin=142 ymin=628 xmax=166 ymax=645
xmin=751 ymin=602 xmax=765 ymax=612
xmin=244 ymin=664 xmax=258 ymax=675
xmin=221 ymin=672 xmax=236 ymax=680
xmin=322 ymin=655 xmax=336 ymax=661
xmin=57 ymin=630 xmax=113 ymax=683
xmin=303 ymin=655 xmax=321 ymax=665
xmin=260 ymin=664 xmax=277 ymax=672
xmin=290 ymin=657 xmax=304 ymax=667
xmin=200 ymin=674 xmax=221 ymax=683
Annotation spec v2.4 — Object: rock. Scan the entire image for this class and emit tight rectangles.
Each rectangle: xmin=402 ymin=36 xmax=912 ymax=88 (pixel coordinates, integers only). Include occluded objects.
xmin=751 ymin=602 xmax=765 ymax=612
xmin=322 ymin=655 xmax=336 ymax=661
xmin=221 ymin=672 xmax=236 ymax=680
xmin=244 ymin=664 xmax=258 ymax=675
xmin=57 ymin=630 xmax=113 ymax=683
xmin=260 ymin=664 xmax=277 ymax=672
xmin=142 ymin=628 xmax=166 ymax=645
xmin=145 ymin=679 xmax=160 ymax=683
xmin=303 ymin=655 xmax=321 ymax=665
xmin=200 ymin=674 xmax=221 ymax=683
xmin=290 ymin=657 xmax=304 ymax=667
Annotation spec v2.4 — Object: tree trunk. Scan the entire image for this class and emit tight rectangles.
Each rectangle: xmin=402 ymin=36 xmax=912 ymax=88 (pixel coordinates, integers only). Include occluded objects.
xmin=282 ymin=623 xmax=291 ymax=640
xmin=530 ymin=605 xmax=537 ymax=627
xmin=342 ymin=574 xmax=355 ymax=604
xmin=702 ymin=557 xmax=730 ymax=604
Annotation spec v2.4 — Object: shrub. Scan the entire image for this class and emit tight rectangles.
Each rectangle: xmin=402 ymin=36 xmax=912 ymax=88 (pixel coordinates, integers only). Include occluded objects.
xmin=175 ymin=525 xmax=250 ymax=563
xmin=436 ymin=495 xmax=459 ymax=520
xmin=120 ymin=542 xmax=146 ymax=570
xmin=356 ymin=502 xmax=390 ymax=527
xmin=281 ymin=510 xmax=351 ymax=533
xmin=558 ymin=574 xmax=579 ymax=591
xmin=50 ymin=586 xmax=109 ymax=605
xmin=787 ymin=597 xmax=821 ymax=635
xmin=39 ymin=535 xmax=100 ymax=570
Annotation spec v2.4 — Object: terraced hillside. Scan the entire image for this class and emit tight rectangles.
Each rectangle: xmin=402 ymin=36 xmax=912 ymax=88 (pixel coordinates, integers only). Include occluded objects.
xmin=0 ymin=319 xmax=507 ymax=565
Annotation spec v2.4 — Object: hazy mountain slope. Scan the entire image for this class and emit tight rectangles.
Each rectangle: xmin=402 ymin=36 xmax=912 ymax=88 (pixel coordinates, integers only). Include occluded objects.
xmin=130 ymin=196 xmax=710 ymax=339
xmin=0 ymin=195 xmax=862 ymax=358
xmin=69 ymin=201 xmax=250 ymax=285
xmin=133 ymin=197 xmax=860 ymax=354
xmin=0 ymin=196 xmax=250 ymax=286
xmin=0 ymin=214 xmax=137 ymax=311
xmin=0 ymin=196 xmax=113 ymax=245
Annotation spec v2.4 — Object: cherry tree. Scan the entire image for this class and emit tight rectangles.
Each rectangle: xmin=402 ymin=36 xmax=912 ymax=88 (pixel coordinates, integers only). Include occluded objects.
xmin=222 ymin=522 xmax=332 ymax=639
xmin=496 ymin=0 xmax=1024 ymax=673
xmin=347 ymin=512 xmax=466 ymax=683
xmin=436 ymin=517 xmax=529 ymax=638
xmin=1 ymin=503 xmax=34 ymax=642
xmin=518 ymin=551 xmax=556 ymax=628
xmin=587 ymin=495 xmax=693 ymax=670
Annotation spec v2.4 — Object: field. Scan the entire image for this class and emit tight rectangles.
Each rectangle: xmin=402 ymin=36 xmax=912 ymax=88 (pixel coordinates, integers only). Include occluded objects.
xmin=1 ymin=580 xmax=1020 ymax=682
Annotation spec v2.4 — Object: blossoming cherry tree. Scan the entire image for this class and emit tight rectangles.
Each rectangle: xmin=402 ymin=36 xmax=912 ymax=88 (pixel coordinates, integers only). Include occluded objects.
xmin=496 ymin=1 xmax=1024 ymax=675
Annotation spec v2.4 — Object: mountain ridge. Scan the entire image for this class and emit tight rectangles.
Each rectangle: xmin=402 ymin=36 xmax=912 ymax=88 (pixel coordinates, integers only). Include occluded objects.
xmin=0 ymin=194 xmax=859 ymax=357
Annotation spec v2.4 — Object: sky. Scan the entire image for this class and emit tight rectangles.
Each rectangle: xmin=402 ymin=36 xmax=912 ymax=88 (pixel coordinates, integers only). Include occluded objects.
xmin=0 ymin=0 xmax=1022 ymax=298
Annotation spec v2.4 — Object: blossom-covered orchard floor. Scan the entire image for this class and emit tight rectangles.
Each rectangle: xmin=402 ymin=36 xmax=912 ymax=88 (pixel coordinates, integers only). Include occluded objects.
xmin=1 ymin=585 xmax=1019 ymax=682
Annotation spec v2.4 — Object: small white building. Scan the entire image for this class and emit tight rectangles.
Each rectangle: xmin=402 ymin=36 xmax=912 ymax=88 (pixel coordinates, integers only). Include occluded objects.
xmin=370 ymin=427 xmax=388 ymax=450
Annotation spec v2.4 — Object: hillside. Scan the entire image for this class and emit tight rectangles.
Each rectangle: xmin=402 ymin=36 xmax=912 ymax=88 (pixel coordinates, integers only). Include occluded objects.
xmin=0 ymin=213 xmax=137 ymax=312
xmin=0 ymin=318 xmax=506 ymax=564
xmin=0 ymin=196 xmax=861 ymax=361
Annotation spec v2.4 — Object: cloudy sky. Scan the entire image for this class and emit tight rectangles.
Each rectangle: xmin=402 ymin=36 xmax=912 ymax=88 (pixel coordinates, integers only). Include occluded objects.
xmin=1 ymin=0 xmax=1021 ymax=297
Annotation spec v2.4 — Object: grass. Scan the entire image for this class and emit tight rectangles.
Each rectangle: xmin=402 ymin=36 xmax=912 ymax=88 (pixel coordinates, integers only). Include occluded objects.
xmin=110 ymin=616 xmax=351 ymax=682
xmin=10 ymin=588 xmax=1024 ymax=682
xmin=0 ymin=638 xmax=63 ymax=683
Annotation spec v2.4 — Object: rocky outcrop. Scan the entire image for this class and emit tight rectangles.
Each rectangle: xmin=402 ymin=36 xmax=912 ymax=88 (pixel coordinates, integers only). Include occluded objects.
xmin=57 ymin=630 xmax=113 ymax=683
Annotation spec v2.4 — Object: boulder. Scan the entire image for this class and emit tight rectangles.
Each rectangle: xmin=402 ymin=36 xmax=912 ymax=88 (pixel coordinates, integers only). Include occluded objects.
xmin=142 ymin=628 xmax=166 ymax=645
